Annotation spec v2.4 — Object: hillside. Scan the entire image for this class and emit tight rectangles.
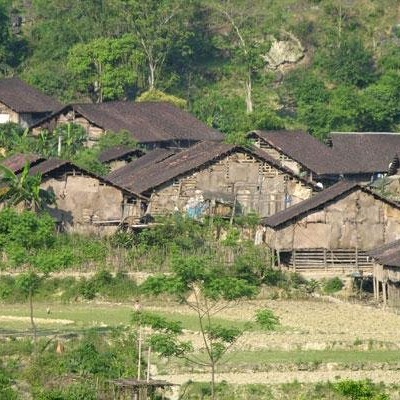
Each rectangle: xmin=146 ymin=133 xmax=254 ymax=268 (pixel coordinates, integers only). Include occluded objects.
xmin=1 ymin=0 xmax=400 ymax=139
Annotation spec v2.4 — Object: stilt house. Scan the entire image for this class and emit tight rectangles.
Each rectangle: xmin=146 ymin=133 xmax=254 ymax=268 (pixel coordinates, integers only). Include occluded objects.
xmin=368 ymin=240 xmax=400 ymax=307
xmin=261 ymin=180 xmax=400 ymax=273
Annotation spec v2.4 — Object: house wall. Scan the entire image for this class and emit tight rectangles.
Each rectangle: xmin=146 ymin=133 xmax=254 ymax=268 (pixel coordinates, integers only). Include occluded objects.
xmin=41 ymin=173 xmax=135 ymax=234
xmin=147 ymin=152 xmax=313 ymax=217
xmin=32 ymin=111 xmax=105 ymax=146
xmin=0 ymin=101 xmax=19 ymax=124
xmin=265 ymin=190 xmax=400 ymax=251
xmin=253 ymin=137 xmax=307 ymax=176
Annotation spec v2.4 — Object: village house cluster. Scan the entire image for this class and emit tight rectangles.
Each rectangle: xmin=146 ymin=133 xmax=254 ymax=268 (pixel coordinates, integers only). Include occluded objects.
xmin=2 ymin=77 xmax=400 ymax=306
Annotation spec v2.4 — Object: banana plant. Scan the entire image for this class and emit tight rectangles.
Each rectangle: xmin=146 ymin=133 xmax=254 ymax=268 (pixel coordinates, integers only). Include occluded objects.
xmin=0 ymin=163 xmax=55 ymax=210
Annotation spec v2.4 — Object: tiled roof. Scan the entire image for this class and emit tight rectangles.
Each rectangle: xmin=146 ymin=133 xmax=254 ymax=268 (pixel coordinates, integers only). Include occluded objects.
xmin=0 ymin=153 xmax=45 ymax=173
xmin=367 ymin=240 xmax=400 ymax=268
xmin=261 ymin=180 xmax=400 ymax=228
xmin=329 ymin=132 xmax=400 ymax=174
xmin=249 ymin=130 xmax=344 ymax=175
xmin=107 ymin=141 xmax=318 ymax=195
xmin=0 ymin=77 xmax=63 ymax=113
xmin=33 ymin=101 xmax=224 ymax=144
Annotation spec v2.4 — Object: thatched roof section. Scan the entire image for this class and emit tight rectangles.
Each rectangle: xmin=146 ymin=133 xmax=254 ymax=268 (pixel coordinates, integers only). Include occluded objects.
xmin=29 ymin=158 xmax=147 ymax=200
xmin=98 ymin=146 xmax=144 ymax=163
xmin=249 ymin=130 xmax=346 ymax=175
xmin=368 ymin=240 xmax=400 ymax=268
xmin=261 ymin=180 xmax=400 ymax=229
xmin=0 ymin=77 xmax=63 ymax=113
xmin=330 ymin=132 xmax=400 ymax=174
xmin=107 ymin=141 xmax=317 ymax=195
xmin=0 ymin=153 xmax=45 ymax=173
xmin=33 ymin=101 xmax=224 ymax=144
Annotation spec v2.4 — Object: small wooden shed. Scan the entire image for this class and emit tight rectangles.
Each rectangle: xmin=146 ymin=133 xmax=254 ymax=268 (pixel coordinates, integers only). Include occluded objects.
xmin=368 ymin=240 xmax=400 ymax=307
xmin=261 ymin=180 xmax=400 ymax=274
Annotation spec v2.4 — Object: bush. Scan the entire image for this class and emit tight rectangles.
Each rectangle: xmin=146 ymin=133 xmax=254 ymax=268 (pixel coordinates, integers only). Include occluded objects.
xmin=255 ymin=308 xmax=280 ymax=331
xmin=323 ymin=277 xmax=344 ymax=294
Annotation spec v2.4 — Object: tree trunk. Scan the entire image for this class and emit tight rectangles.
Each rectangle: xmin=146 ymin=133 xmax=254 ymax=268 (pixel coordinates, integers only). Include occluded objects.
xmin=149 ymin=62 xmax=156 ymax=91
xmin=210 ymin=362 xmax=216 ymax=400
xmin=245 ymin=70 xmax=253 ymax=114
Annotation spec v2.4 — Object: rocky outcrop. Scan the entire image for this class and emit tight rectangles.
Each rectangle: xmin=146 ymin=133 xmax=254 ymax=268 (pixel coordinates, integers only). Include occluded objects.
xmin=262 ymin=32 xmax=305 ymax=69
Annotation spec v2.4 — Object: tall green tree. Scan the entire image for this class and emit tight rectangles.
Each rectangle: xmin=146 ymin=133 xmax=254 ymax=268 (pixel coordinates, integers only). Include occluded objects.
xmin=207 ymin=0 xmax=272 ymax=114
xmin=121 ymin=0 xmax=188 ymax=91
xmin=68 ymin=35 xmax=139 ymax=102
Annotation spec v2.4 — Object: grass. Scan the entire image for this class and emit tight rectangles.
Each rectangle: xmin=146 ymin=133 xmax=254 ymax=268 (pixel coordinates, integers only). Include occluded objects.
xmin=225 ymin=349 xmax=400 ymax=365
xmin=0 ymin=302 xmax=251 ymax=333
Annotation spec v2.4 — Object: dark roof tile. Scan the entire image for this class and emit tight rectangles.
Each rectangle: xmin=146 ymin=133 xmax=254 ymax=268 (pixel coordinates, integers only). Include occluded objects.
xmin=108 ymin=141 xmax=317 ymax=195
xmin=1 ymin=153 xmax=45 ymax=173
xmin=367 ymin=240 xmax=400 ymax=268
xmin=249 ymin=130 xmax=346 ymax=175
xmin=0 ymin=77 xmax=63 ymax=113
xmin=261 ymin=180 xmax=400 ymax=228
xmin=34 ymin=102 xmax=224 ymax=144
xmin=330 ymin=132 xmax=400 ymax=174
xmin=98 ymin=146 xmax=144 ymax=163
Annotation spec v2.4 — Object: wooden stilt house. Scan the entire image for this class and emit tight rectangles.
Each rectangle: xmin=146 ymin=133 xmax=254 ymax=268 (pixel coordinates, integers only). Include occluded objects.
xmin=261 ymin=181 xmax=400 ymax=274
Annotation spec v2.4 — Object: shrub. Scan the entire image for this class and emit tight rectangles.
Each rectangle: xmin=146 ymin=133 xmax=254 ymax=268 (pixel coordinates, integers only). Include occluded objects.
xmin=323 ymin=277 xmax=344 ymax=294
xmin=255 ymin=308 xmax=280 ymax=331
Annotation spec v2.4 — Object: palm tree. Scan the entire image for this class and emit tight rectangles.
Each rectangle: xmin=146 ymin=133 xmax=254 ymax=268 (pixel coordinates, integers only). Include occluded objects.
xmin=0 ymin=163 xmax=55 ymax=210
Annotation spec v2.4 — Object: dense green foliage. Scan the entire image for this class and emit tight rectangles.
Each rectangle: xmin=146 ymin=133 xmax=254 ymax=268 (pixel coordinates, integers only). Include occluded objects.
xmin=0 ymin=0 xmax=399 ymax=140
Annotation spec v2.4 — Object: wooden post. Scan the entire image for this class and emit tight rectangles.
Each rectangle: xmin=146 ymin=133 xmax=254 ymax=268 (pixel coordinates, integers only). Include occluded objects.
xmin=372 ymin=272 xmax=376 ymax=300
xmin=277 ymin=250 xmax=281 ymax=267
xmin=383 ymin=281 xmax=387 ymax=307
xmin=293 ymin=250 xmax=296 ymax=272
xmin=323 ymin=249 xmax=327 ymax=271
xmin=355 ymin=246 xmax=359 ymax=270
xmin=137 ymin=328 xmax=142 ymax=380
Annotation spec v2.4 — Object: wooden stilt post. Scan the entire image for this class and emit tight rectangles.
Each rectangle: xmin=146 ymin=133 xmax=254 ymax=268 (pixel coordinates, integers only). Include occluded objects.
xmin=293 ymin=250 xmax=296 ymax=272
xmin=383 ymin=281 xmax=387 ymax=307
xmin=372 ymin=274 xmax=376 ymax=300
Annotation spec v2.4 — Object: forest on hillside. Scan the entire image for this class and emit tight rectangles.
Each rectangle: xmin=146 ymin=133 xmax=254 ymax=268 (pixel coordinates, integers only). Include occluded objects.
xmin=1 ymin=0 xmax=400 ymax=140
